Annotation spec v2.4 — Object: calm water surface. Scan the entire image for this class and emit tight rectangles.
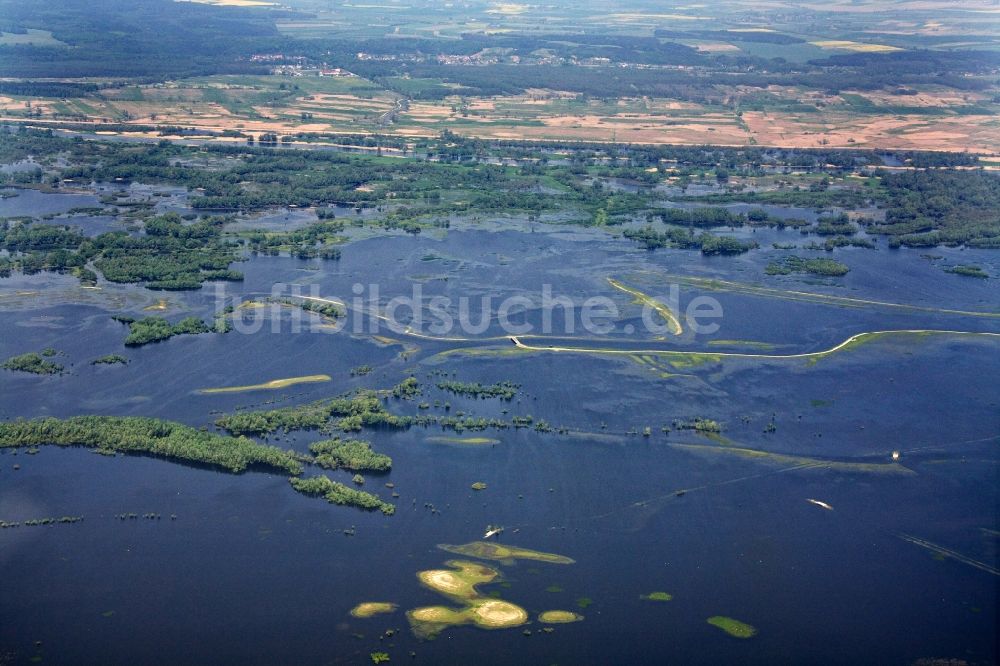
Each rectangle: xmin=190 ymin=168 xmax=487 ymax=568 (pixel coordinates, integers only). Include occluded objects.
xmin=1 ymin=194 xmax=997 ymax=665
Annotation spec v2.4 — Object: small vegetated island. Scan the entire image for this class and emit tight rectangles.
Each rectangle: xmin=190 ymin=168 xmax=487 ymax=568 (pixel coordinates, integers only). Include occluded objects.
xmin=349 ymin=541 xmax=577 ymax=638
xmin=945 ymin=265 xmax=989 ymax=279
xmin=0 ymin=416 xmax=397 ymax=514
xmin=406 ymin=560 xmax=530 ymax=638
xmin=309 ymin=437 xmax=392 ymax=472
xmin=115 ymin=314 xmax=229 ymax=346
xmin=2 ymin=349 xmax=64 ymax=375
xmin=0 ymin=416 xmax=303 ymax=473
xmin=436 ymin=380 xmax=520 ymax=401
xmin=289 ymin=475 xmax=395 ymax=515
xmin=765 ymin=256 xmax=851 ymax=277
xmin=213 ymin=379 xmax=535 ymax=436
xmin=350 ymin=602 xmax=397 ymax=619
xmin=91 ymin=354 xmax=129 ymax=366
xmin=538 ymin=610 xmax=584 ymax=624
xmin=707 ymin=616 xmax=757 ymax=639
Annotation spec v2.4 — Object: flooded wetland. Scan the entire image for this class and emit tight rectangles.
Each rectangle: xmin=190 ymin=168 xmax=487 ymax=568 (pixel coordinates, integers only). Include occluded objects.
xmin=2 ymin=0 xmax=1000 ymax=661
xmin=0 ymin=182 xmax=997 ymax=665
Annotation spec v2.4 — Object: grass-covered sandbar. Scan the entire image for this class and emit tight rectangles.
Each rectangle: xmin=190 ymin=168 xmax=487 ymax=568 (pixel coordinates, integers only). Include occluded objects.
xmin=707 ymin=616 xmax=757 ymax=639
xmin=607 ymin=277 xmax=683 ymax=336
xmin=407 ymin=559 xmax=530 ymax=637
xmin=350 ymin=602 xmax=398 ymax=618
xmin=197 ymin=374 xmax=331 ymax=394
xmin=538 ymin=610 xmax=584 ymax=623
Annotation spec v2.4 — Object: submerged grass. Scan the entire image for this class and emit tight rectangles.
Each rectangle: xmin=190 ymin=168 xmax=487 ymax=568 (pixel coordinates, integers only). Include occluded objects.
xmin=425 ymin=436 xmax=501 ymax=446
xmin=670 ymin=443 xmax=915 ymax=475
xmin=438 ymin=541 xmax=575 ymax=564
xmin=663 ymin=274 xmax=1000 ymax=319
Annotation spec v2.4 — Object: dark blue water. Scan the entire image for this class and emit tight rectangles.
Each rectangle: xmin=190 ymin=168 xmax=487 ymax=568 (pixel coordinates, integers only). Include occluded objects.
xmin=1 ymin=198 xmax=998 ymax=665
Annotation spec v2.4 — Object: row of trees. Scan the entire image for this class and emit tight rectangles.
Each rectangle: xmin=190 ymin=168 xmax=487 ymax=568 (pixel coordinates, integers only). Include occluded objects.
xmin=624 ymin=226 xmax=758 ymax=255
xmin=0 ymin=416 xmax=303 ymax=474
xmin=436 ymin=381 xmax=520 ymax=401
xmin=765 ymin=257 xmax=850 ymax=277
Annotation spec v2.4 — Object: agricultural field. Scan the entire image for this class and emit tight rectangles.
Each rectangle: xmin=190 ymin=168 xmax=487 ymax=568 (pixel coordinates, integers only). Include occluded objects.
xmin=1 ymin=0 xmax=998 ymax=151
xmin=2 ymin=73 xmax=997 ymax=152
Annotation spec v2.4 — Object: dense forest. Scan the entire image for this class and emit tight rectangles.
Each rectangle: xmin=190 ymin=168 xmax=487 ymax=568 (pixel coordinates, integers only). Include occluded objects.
xmin=0 ymin=0 xmax=281 ymax=79
xmin=0 ymin=210 xmax=243 ymax=289
xmin=1 ymin=130 xmax=997 ymax=260
xmin=869 ymin=171 xmax=1000 ymax=248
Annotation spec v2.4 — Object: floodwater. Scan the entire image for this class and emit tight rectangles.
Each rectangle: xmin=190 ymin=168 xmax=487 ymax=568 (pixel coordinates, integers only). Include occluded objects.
xmin=1 ymin=191 xmax=998 ymax=665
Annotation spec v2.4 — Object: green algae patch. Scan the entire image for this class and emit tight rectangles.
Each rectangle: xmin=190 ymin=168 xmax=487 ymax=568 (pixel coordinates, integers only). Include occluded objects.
xmin=667 ymin=352 xmax=722 ymax=370
xmin=670 ymin=443 xmax=916 ymax=476
xmin=804 ymin=330 xmax=950 ymax=366
xmin=425 ymin=436 xmax=500 ymax=446
xmin=628 ymin=354 xmax=691 ymax=379
xmin=538 ymin=610 xmax=583 ymax=624
xmin=707 ymin=616 xmax=757 ymax=639
xmin=470 ymin=482 xmax=488 ymax=491
xmin=642 ymin=591 xmax=673 ymax=602
xmin=198 ymin=374 xmax=331 ymax=394
xmin=438 ymin=542 xmax=575 ymax=565
xmin=351 ymin=602 xmax=398 ymax=618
